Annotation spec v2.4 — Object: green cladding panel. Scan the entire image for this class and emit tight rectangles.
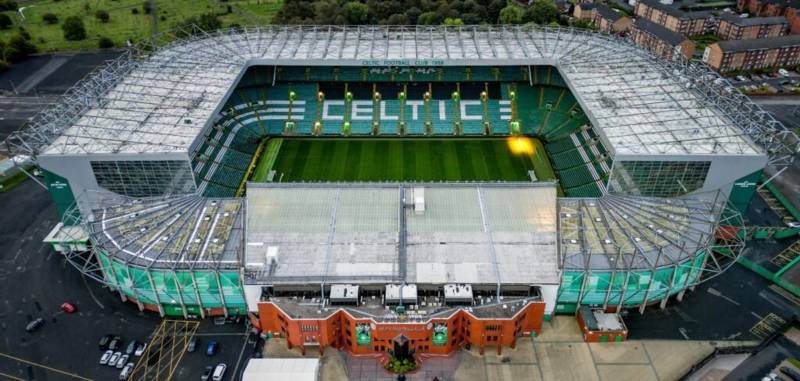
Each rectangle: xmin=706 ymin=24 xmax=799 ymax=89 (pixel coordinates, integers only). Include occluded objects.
xmin=96 ymin=251 xmax=246 ymax=316
xmin=43 ymin=170 xmax=78 ymax=224
xmin=556 ymin=252 xmax=706 ymax=310
xmin=729 ymin=170 xmax=762 ymax=214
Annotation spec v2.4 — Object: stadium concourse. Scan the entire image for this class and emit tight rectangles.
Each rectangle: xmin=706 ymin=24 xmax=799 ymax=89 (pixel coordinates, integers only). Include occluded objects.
xmin=7 ymin=25 xmax=798 ymax=356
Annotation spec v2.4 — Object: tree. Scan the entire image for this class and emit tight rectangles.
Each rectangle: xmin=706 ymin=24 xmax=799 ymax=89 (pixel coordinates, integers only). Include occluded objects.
xmin=174 ymin=13 xmax=221 ymax=37
xmin=0 ymin=59 xmax=9 ymax=73
xmin=525 ymin=0 xmax=559 ymax=25
xmin=0 ymin=13 xmax=11 ymax=29
xmin=95 ymin=10 xmax=110 ymax=23
xmin=98 ymin=36 xmax=113 ymax=49
xmin=443 ymin=17 xmax=463 ymax=26
xmin=498 ymin=4 xmax=524 ymax=24
xmin=0 ymin=1 xmax=17 ymax=12
xmin=571 ymin=18 xmax=595 ymax=29
xmin=42 ymin=13 xmax=59 ymax=24
xmin=416 ymin=11 xmax=441 ymax=25
xmin=3 ymin=33 xmax=37 ymax=63
xmin=345 ymin=1 xmax=369 ymax=24
xmin=142 ymin=1 xmax=152 ymax=14
xmin=62 ymin=16 xmax=87 ymax=41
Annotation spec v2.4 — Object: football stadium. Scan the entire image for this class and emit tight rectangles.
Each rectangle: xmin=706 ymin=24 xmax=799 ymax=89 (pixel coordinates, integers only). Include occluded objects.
xmin=8 ymin=25 xmax=800 ymax=355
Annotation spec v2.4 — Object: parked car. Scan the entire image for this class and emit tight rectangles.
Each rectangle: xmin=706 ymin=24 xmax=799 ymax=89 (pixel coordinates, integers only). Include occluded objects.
xmin=100 ymin=350 xmax=113 ymax=365
xmin=212 ymin=363 xmax=227 ymax=381
xmin=187 ymin=336 xmax=198 ymax=353
xmin=119 ymin=363 xmax=134 ymax=380
xmin=109 ymin=336 xmax=123 ymax=351
xmin=126 ymin=340 xmax=138 ymax=355
xmin=787 ymin=221 xmax=800 ymax=228
xmin=135 ymin=342 xmax=147 ymax=356
xmin=781 ymin=366 xmax=800 ymax=381
xmin=116 ymin=354 xmax=129 ymax=369
xmin=60 ymin=302 xmax=76 ymax=313
xmin=779 ymin=68 xmax=790 ymax=77
xmin=108 ymin=351 xmax=122 ymax=367
xmin=736 ymin=75 xmax=748 ymax=82
xmin=201 ymin=366 xmax=213 ymax=381
xmin=213 ymin=316 xmax=226 ymax=326
xmin=206 ymin=341 xmax=218 ymax=356
xmin=99 ymin=334 xmax=114 ymax=350
xmin=25 ymin=318 xmax=44 ymax=333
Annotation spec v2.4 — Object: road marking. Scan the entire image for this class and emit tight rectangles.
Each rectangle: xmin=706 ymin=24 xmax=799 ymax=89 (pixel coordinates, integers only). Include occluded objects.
xmin=230 ymin=325 xmax=251 ymax=381
xmin=706 ymin=287 xmax=741 ymax=305
xmin=678 ymin=327 xmax=689 ymax=340
xmin=0 ymin=352 xmax=92 ymax=380
xmin=0 ymin=370 xmax=24 ymax=381
xmin=749 ymin=313 xmax=786 ymax=339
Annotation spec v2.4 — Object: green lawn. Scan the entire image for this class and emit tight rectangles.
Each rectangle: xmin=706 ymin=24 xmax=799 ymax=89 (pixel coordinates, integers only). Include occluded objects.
xmin=251 ymin=137 xmax=557 ymax=183
xmin=0 ymin=0 xmax=282 ymax=52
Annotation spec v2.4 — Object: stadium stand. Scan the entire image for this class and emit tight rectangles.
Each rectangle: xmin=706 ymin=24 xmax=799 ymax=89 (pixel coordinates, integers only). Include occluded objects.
xmin=190 ymin=65 xmax=609 ymax=196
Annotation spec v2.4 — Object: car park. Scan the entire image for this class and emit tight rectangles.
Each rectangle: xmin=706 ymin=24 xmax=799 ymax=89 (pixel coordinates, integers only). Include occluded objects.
xmin=187 ymin=336 xmax=198 ymax=353
xmin=109 ymin=336 xmax=123 ymax=351
xmin=108 ymin=351 xmax=122 ymax=367
xmin=25 ymin=318 xmax=44 ymax=333
xmin=100 ymin=350 xmax=113 ymax=365
xmin=212 ymin=363 xmax=227 ymax=381
xmin=116 ymin=354 xmax=129 ymax=369
xmin=201 ymin=366 xmax=213 ymax=381
xmin=206 ymin=341 xmax=218 ymax=356
xmin=119 ymin=363 xmax=134 ymax=380
xmin=126 ymin=340 xmax=138 ymax=355
xmin=99 ymin=334 xmax=114 ymax=350
xmin=135 ymin=342 xmax=147 ymax=356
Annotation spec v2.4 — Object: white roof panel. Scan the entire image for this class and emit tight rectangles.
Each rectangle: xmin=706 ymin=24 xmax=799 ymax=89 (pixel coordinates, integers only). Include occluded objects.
xmin=9 ymin=25 xmax=787 ymax=158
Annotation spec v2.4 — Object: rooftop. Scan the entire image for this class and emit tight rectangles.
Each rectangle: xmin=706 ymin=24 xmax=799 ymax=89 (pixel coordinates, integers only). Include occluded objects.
xmin=243 ymin=182 xmax=560 ymax=286
xmin=638 ymin=0 xmax=711 ymax=19
xmin=596 ymin=4 xmax=626 ymax=22
xmin=558 ymin=192 xmax=737 ymax=272
xmin=6 ymin=25 xmax=787 ymax=159
xmin=86 ymin=195 xmax=244 ymax=270
xmin=633 ymin=18 xmax=689 ymax=46
xmin=716 ymin=33 xmax=800 ymax=52
xmin=719 ymin=14 xmax=788 ymax=26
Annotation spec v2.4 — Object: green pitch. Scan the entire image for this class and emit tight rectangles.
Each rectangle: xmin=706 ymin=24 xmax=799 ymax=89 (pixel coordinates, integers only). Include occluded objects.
xmin=250 ymin=137 xmax=556 ymax=183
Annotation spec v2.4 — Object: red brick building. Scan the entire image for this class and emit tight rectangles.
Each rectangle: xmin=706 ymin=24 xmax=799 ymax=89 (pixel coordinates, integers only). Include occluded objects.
xmin=737 ymin=0 xmax=800 ymax=33
xmin=629 ymin=18 xmax=696 ymax=60
xmin=252 ymin=299 xmax=546 ymax=356
xmin=634 ymin=0 xmax=716 ymax=36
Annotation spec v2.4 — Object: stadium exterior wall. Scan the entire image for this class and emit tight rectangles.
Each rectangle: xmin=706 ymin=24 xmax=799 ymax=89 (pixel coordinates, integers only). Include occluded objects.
xmin=38 ymin=153 xmax=196 ymax=218
xmin=95 ymin=250 xmax=247 ymax=318
xmin=608 ymin=153 xmax=767 ymax=198
xmin=254 ymin=300 xmax=546 ymax=357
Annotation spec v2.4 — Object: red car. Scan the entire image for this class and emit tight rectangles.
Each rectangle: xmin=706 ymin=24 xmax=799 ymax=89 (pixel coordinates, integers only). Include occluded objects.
xmin=60 ymin=302 xmax=76 ymax=313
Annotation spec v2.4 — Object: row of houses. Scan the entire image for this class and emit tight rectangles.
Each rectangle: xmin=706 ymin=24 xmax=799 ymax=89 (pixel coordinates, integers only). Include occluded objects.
xmin=573 ymin=0 xmax=800 ymax=72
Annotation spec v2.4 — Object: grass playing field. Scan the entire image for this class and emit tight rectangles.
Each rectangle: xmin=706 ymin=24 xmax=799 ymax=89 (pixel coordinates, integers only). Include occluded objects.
xmin=250 ymin=137 xmax=557 ymax=183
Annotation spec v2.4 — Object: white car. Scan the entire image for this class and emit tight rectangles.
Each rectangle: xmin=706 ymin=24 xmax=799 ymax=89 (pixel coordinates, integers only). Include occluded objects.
xmin=135 ymin=342 xmax=147 ymax=356
xmin=116 ymin=354 xmax=129 ymax=369
xmin=108 ymin=351 xmax=122 ymax=367
xmin=119 ymin=363 xmax=134 ymax=380
xmin=787 ymin=221 xmax=800 ymax=228
xmin=99 ymin=350 xmax=113 ymax=365
xmin=212 ymin=363 xmax=227 ymax=381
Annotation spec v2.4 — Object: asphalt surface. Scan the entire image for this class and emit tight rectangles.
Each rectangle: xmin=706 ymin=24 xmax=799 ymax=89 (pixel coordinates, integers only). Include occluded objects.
xmin=0 ymin=180 xmax=253 ymax=380
xmin=724 ymin=334 xmax=800 ymax=381
xmin=624 ymin=264 xmax=800 ymax=341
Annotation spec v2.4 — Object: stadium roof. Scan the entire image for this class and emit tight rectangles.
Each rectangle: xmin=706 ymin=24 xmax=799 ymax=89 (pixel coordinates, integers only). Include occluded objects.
xmin=243 ymin=183 xmax=560 ymax=286
xmin=6 ymin=25 xmax=795 ymax=162
xmin=559 ymin=192 xmax=732 ymax=271
xmin=86 ymin=195 xmax=244 ymax=270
